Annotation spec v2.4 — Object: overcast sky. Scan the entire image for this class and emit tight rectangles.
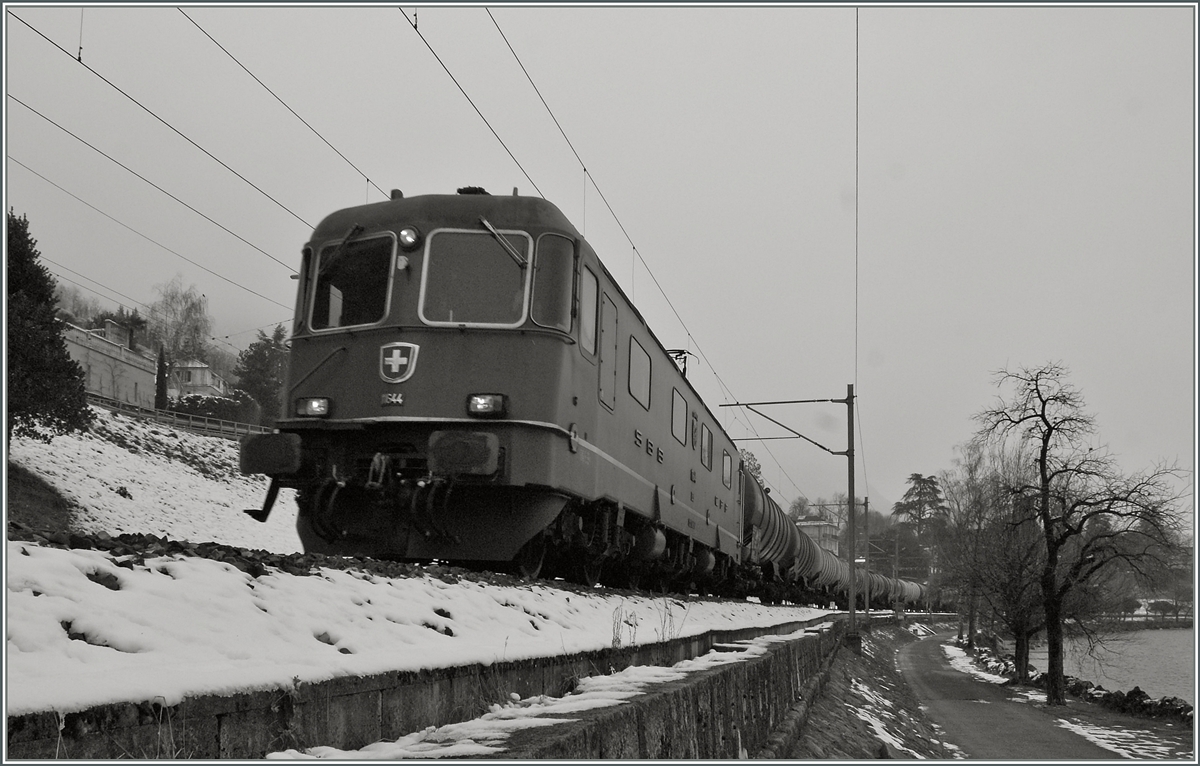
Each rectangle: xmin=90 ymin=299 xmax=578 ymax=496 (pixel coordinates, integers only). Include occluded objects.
xmin=4 ymin=3 xmax=1195 ymax=513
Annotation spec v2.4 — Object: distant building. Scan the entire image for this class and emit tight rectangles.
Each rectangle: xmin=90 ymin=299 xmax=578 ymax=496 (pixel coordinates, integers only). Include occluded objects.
xmin=797 ymin=514 xmax=840 ymax=556
xmin=169 ymin=359 xmax=230 ymax=399
xmin=62 ymin=321 xmax=156 ymax=410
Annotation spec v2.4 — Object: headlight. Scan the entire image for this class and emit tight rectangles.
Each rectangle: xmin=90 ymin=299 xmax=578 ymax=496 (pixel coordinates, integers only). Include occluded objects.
xmin=467 ymin=394 xmax=507 ymax=418
xmin=296 ymin=397 xmax=331 ymax=417
xmin=398 ymin=226 xmax=421 ymax=251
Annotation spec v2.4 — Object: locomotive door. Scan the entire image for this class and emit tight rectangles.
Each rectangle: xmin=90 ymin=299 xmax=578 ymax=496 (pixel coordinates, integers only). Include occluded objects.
xmin=598 ymin=293 xmax=617 ymax=410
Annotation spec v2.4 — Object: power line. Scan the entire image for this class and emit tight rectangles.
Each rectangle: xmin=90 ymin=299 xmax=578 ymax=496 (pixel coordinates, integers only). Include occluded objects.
xmin=44 ymin=257 xmax=153 ymax=316
xmin=7 ymin=10 xmax=313 ymax=230
xmin=213 ymin=318 xmax=293 ymax=343
xmin=8 ymin=156 xmax=293 ymax=310
xmin=397 ymin=7 xmax=543 ymax=197
xmin=7 ymin=96 xmax=293 ymax=271
xmin=485 ymin=8 xmax=585 ymax=171
xmin=178 ymin=8 xmax=389 ymax=202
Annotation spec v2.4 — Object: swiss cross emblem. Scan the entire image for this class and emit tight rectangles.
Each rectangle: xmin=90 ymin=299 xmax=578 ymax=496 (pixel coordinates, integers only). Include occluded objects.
xmin=380 ymin=342 xmax=419 ymax=383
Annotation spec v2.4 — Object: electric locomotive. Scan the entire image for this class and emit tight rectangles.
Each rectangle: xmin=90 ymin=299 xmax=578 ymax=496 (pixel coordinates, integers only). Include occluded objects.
xmin=241 ymin=187 xmax=752 ymax=586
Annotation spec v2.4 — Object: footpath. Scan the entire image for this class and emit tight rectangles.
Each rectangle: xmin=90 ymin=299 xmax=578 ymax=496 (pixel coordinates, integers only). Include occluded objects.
xmin=787 ymin=626 xmax=1193 ymax=760
xmin=900 ymin=630 xmax=1193 ymax=759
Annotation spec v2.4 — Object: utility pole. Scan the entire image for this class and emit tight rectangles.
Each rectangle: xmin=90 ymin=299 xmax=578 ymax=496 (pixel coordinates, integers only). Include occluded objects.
xmin=844 ymin=384 xmax=859 ymax=651
xmin=720 ymin=383 xmax=861 ymax=652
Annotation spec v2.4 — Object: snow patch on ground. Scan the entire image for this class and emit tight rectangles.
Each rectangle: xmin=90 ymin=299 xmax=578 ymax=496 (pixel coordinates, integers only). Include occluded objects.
xmin=1054 ymin=718 xmax=1180 ymax=759
xmin=941 ymin=643 xmax=1011 ymax=684
xmin=8 ymin=407 xmax=301 ymax=553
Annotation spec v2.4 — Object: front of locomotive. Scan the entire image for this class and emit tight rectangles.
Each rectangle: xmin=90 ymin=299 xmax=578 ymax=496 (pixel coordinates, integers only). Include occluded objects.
xmin=241 ymin=189 xmax=583 ymax=566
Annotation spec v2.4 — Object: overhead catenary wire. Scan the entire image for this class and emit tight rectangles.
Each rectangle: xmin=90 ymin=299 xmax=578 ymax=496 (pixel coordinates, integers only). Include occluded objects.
xmin=8 ymin=156 xmax=293 ymax=311
xmin=397 ymin=7 xmax=543 ymax=198
xmin=7 ymin=96 xmax=293 ymax=272
xmin=178 ymin=8 xmax=389 ymax=203
xmin=8 ymin=11 xmax=309 ymax=353
xmin=7 ymin=10 xmax=313 ymax=230
xmin=43 ymin=257 xmax=154 ymax=317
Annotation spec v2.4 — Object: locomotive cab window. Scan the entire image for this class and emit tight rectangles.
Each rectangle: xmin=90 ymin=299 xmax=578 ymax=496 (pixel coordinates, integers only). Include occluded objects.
xmin=311 ymin=235 xmax=395 ymax=330
xmin=531 ymin=234 xmax=574 ymax=333
xmin=420 ymin=229 xmax=531 ymax=327
xmin=629 ymin=337 xmax=651 ymax=410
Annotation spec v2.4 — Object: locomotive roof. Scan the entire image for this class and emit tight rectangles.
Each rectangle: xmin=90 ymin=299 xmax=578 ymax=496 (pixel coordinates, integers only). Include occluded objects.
xmin=309 ymin=192 xmax=579 ymax=243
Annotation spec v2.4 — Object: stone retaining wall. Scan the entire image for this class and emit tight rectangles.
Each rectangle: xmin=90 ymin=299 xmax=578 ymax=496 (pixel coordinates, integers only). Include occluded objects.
xmin=7 ymin=616 xmax=854 ymax=759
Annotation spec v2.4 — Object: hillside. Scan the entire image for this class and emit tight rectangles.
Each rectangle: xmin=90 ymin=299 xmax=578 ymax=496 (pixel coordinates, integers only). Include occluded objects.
xmin=7 ymin=406 xmax=300 ymax=551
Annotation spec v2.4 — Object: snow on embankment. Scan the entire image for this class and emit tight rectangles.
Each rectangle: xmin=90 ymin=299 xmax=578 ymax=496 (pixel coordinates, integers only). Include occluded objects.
xmin=7 ymin=406 xmax=301 ymax=553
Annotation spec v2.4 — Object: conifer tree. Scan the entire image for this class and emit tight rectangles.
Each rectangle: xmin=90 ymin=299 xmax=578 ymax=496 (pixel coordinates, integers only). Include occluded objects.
xmin=6 ymin=211 xmax=94 ymax=444
xmin=234 ymin=324 xmax=289 ymax=425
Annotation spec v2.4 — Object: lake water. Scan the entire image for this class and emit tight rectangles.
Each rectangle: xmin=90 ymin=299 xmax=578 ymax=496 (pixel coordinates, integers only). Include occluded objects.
xmin=1025 ymin=628 xmax=1195 ymax=703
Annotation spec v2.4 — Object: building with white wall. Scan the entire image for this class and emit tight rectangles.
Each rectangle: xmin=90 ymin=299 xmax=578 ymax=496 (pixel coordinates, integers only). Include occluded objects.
xmin=62 ymin=321 xmax=156 ymax=410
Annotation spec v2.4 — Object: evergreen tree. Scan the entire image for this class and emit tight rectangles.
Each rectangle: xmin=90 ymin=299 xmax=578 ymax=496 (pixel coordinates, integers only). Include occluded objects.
xmin=892 ymin=473 xmax=947 ymax=540
xmin=233 ymin=324 xmax=289 ymax=425
xmin=6 ymin=211 xmax=94 ymax=444
xmin=154 ymin=348 xmax=169 ymax=410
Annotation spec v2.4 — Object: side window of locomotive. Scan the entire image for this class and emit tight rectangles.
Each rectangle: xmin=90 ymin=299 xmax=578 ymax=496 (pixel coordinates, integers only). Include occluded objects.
xmin=628 ymin=337 xmax=651 ymax=410
xmin=722 ymin=451 xmax=733 ymax=489
xmin=312 ymin=235 xmax=394 ymax=330
xmin=580 ymin=267 xmax=599 ymax=354
xmin=531 ymin=234 xmax=574 ymax=333
xmin=700 ymin=424 xmax=713 ymax=470
xmin=420 ymin=230 xmax=531 ymax=326
xmin=671 ymin=389 xmax=688 ymax=445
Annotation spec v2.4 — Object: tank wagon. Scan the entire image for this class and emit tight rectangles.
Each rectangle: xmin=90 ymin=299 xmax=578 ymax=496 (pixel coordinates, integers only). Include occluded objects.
xmin=240 ymin=187 xmax=925 ymax=604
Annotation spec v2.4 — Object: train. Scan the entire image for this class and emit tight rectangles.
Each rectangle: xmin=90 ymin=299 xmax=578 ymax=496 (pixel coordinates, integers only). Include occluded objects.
xmin=239 ymin=186 xmax=925 ymax=607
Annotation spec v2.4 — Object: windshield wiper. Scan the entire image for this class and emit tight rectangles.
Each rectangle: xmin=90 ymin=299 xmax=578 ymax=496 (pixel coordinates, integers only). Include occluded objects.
xmin=479 ymin=217 xmax=527 ymax=268
xmin=318 ymin=224 xmax=365 ymax=277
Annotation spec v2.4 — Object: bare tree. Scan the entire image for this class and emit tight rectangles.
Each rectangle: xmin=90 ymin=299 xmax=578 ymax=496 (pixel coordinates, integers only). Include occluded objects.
xmin=146 ymin=275 xmax=212 ymax=373
xmin=974 ymin=362 xmax=1186 ymax=705
xmin=53 ymin=283 xmax=102 ymax=325
xmin=940 ymin=442 xmax=990 ymax=647
xmin=785 ymin=495 xmax=810 ymax=521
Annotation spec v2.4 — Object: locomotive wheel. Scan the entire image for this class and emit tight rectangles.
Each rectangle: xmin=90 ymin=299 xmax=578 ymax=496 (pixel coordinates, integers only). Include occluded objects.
xmin=512 ymin=532 xmax=547 ymax=581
